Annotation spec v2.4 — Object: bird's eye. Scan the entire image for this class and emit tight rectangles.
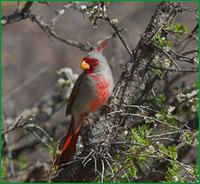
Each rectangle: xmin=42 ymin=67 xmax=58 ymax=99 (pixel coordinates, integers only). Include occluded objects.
xmin=91 ymin=59 xmax=99 ymax=66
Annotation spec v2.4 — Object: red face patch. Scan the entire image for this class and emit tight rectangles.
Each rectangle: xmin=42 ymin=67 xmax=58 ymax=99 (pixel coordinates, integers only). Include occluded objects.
xmin=82 ymin=57 xmax=99 ymax=73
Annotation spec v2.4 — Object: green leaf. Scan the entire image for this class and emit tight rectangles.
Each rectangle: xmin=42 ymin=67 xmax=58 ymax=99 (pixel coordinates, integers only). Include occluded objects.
xmin=152 ymin=68 xmax=162 ymax=75
xmin=154 ymin=93 xmax=166 ymax=109
xmin=155 ymin=33 xmax=172 ymax=48
xmin=131 ymin=128 xmax=149 ymax=145
xmin=183 ymin=130 xmax=194 ymax=145
xmin=166 ymin=23 xmax=189 ymax=36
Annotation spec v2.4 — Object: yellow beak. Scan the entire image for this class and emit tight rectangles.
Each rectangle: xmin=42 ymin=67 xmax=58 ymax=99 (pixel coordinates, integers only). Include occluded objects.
xmin=80 ymin=60 xmax=90 ymax=70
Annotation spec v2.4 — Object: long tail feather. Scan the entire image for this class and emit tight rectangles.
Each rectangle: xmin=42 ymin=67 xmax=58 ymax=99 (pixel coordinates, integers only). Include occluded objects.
xmin=54 ymin=117 xmax=81 ymax=165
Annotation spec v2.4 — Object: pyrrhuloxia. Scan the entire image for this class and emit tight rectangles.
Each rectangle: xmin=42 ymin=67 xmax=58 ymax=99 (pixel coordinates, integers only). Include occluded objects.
xmin=55 ymin=41 xmax=113 ymax=165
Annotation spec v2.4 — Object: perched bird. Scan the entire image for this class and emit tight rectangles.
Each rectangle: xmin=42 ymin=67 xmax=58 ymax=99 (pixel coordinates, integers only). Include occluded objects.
xmin=55 ymin=41 xmax=114 ymax=165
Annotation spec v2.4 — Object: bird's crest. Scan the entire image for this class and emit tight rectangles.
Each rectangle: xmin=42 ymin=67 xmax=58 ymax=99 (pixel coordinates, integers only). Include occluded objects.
xmin=95 ymin=39 xmax=108 ymax=53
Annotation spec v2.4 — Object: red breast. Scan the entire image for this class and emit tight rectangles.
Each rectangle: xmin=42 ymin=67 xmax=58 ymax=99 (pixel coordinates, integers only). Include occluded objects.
xmin=89 ymin=74 xmax=111 ymax=112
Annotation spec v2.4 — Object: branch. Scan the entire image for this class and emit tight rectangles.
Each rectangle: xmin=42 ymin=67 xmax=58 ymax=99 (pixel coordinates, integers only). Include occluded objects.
xmin=2 ymin=115 xmax=56 ymax=150
xmin=27 ymin=13 xmax=92 ymax=52
xmin=150 ymin=65 xmax=198 ymax=73
xmin=2 ymin=116 xmax=23 ymax=136
xmin=104 ymin=16 xmax=133 ymax=56
xmin=1 ymin=2 xmax=34 ymax=25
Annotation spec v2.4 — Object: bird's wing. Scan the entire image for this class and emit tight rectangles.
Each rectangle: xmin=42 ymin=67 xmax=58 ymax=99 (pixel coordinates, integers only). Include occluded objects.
xmin=66 ymin=73 xmax=85 ymax=116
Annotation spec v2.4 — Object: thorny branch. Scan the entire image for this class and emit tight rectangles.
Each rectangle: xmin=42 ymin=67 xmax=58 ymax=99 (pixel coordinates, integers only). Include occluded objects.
xmin=2 ymin=115 xmax=56 ymax=150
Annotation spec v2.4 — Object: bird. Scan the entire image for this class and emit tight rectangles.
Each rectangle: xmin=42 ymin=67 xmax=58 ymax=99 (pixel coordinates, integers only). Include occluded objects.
xmin=55 ymin=41 xmax=114 ymax=165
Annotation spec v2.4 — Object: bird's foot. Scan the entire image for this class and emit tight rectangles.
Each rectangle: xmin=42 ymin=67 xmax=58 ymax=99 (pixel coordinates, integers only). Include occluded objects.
xmin=101 ymin=104 xmax=112 ymax=113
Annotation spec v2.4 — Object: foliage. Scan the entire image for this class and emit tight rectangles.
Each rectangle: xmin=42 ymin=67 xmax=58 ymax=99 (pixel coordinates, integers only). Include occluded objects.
xmin=100 ymin=19 xmax=198 ymax=181
xmin=165 ymin=23 xmax=189 ymax=36
xmin=155 ymin=33 xmax=172 ymax=48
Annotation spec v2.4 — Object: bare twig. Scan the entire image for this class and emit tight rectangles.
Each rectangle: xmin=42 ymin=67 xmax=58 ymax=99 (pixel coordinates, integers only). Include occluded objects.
xmin=100 ymin=160 xmax=105 ymax=182
xmin=2 ymin=2 xmax=34 ymax=25
xmin=2 ymin=116 xmax=56 ymax=150
xmin=51 ymin=3 xmax=79 ymax=26
xmin=104 ymin=16 xmax=132 ymax=56
xmin=120 ymin=113 xmax=180 ymax=130
xmin=150 ymin=65 xmax=198 ymax=73
xmin=2 ymin=116 xmax=24 ymax=135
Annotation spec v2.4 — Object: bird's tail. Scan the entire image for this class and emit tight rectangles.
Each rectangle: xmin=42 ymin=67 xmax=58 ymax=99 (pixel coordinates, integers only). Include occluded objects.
xmin=54 ymin=117 xmax=81 ymax=166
